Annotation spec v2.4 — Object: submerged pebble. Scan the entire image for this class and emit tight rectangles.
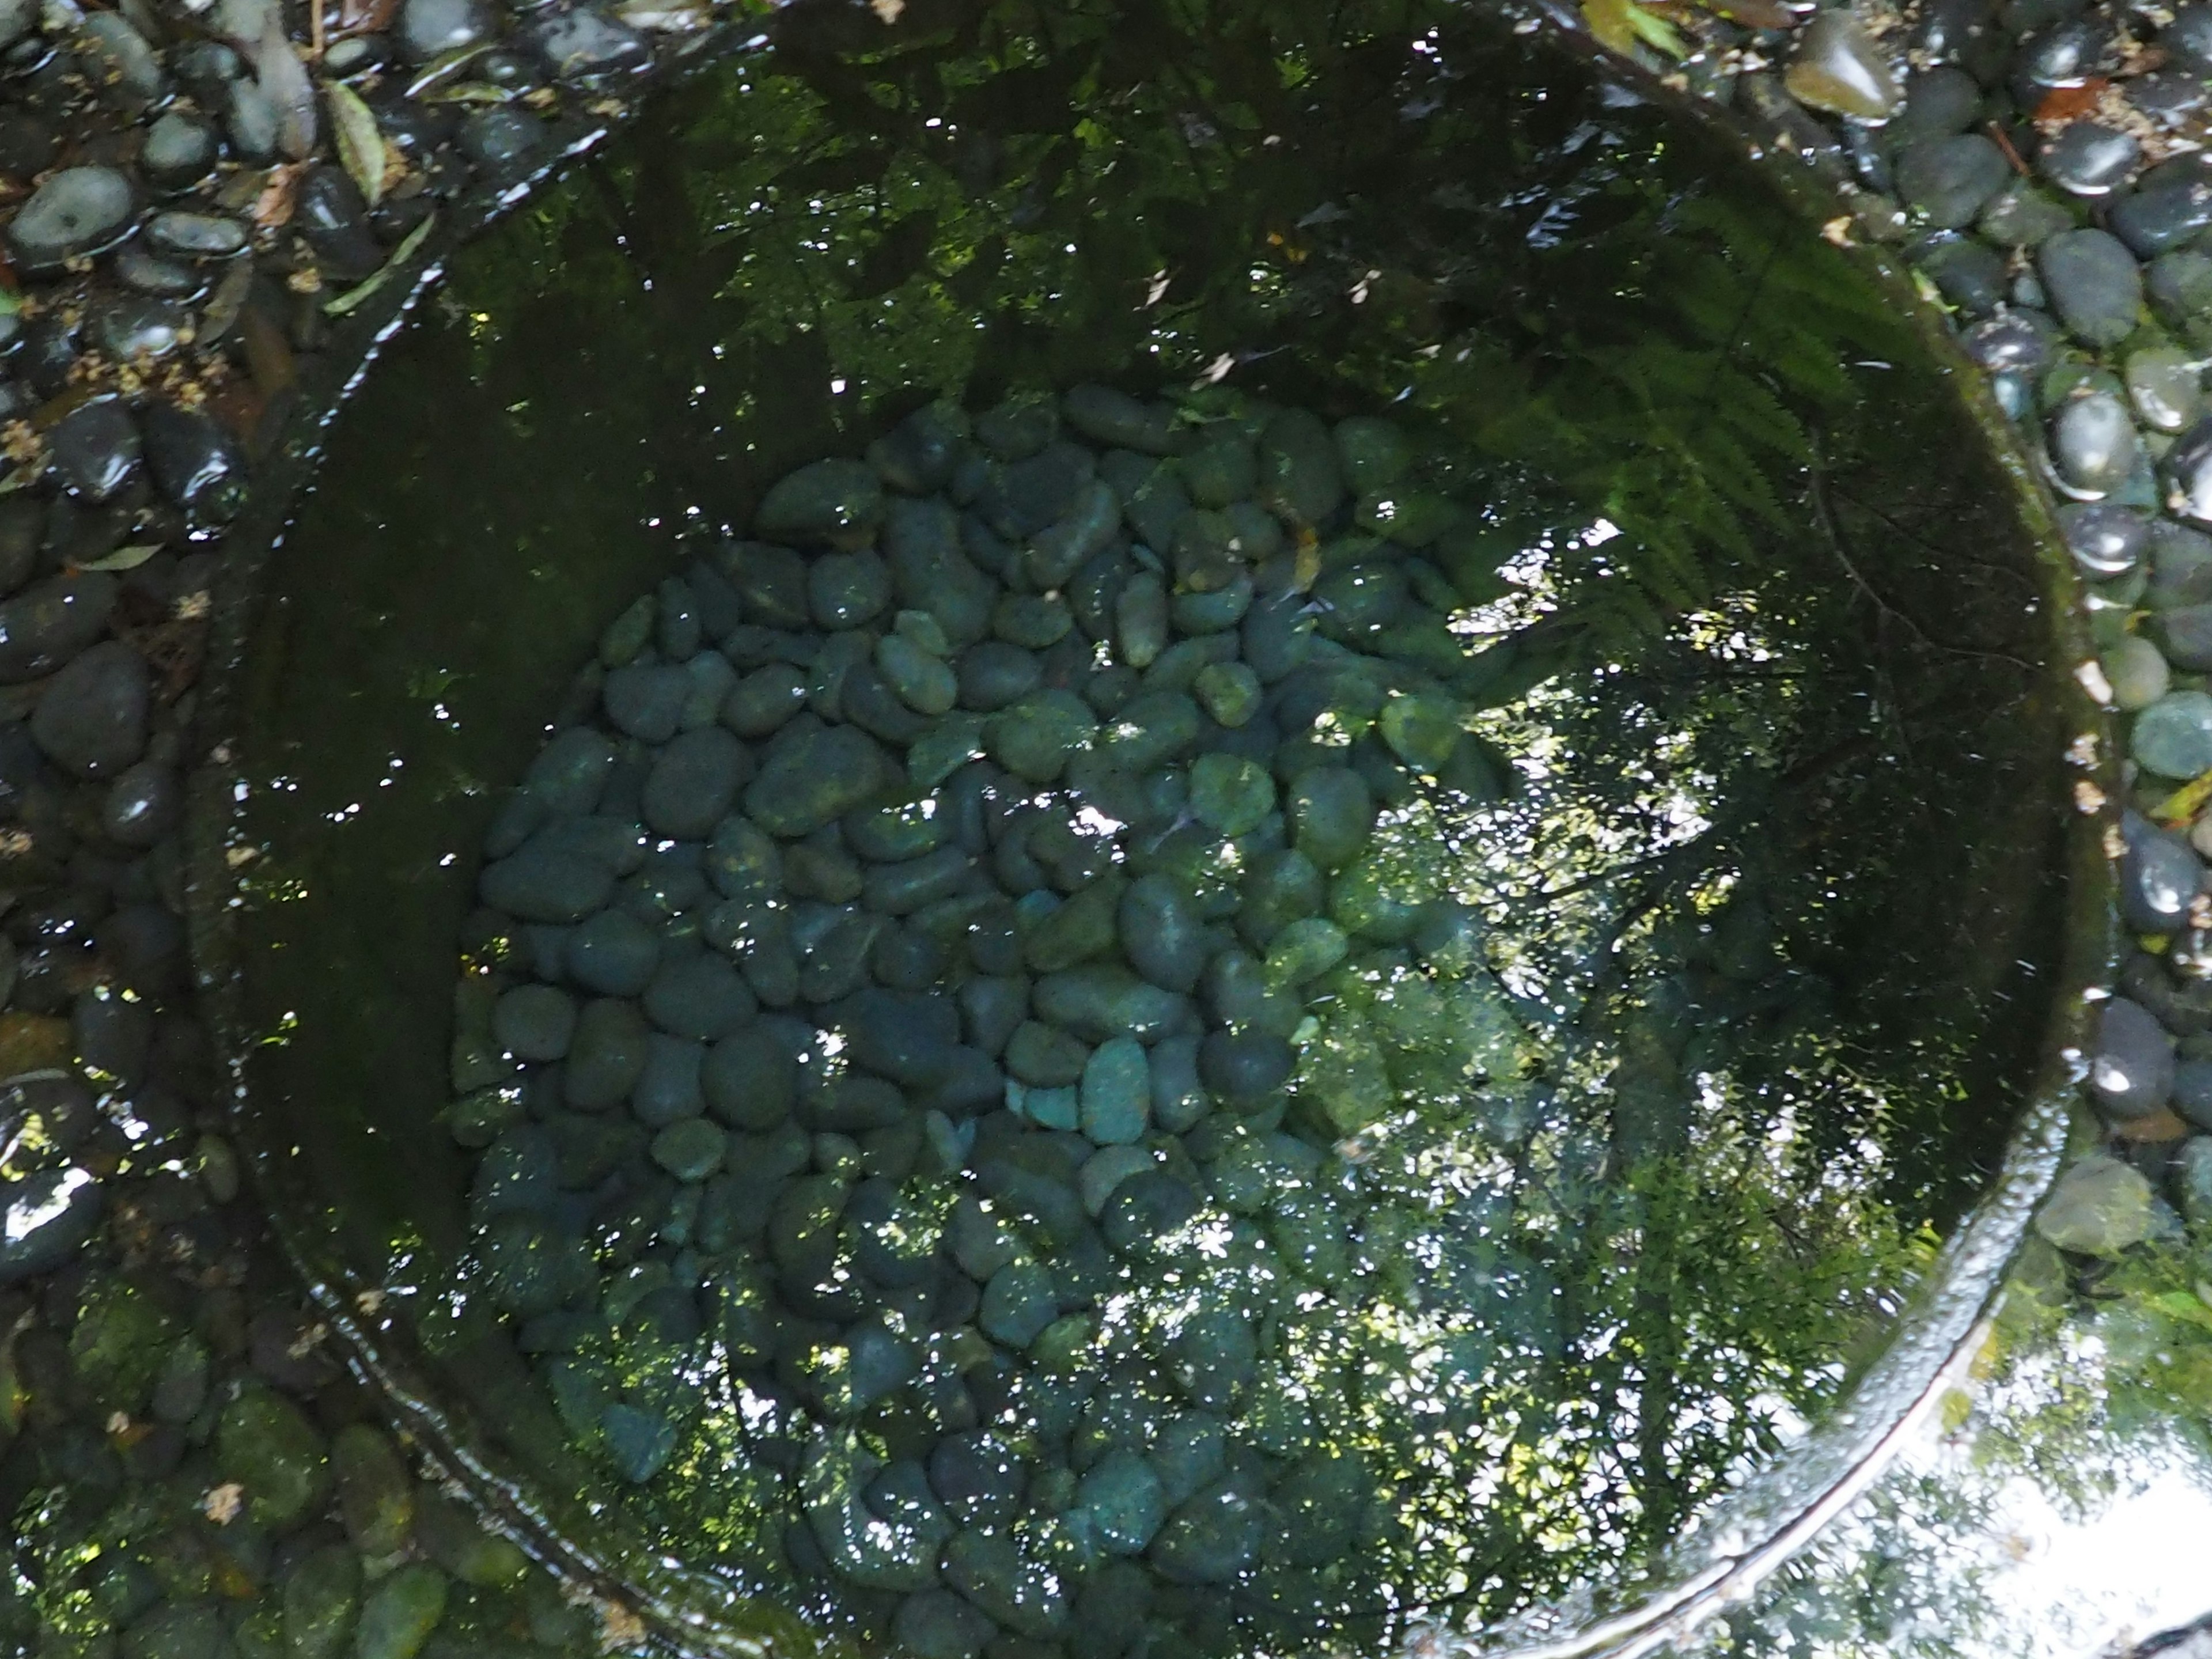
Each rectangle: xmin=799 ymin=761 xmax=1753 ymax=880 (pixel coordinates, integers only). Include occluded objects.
xmin=449 ymin=382 xmax=1548 ymax=1642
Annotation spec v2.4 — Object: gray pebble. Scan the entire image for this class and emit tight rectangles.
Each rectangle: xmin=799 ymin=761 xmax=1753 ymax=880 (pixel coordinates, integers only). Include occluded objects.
xmin=2039 ymin=229 xmax=2144 ymax=347
xmin=6 ymin=166 xmax=134 ymax=269
xmin=31 ymin=639 xmax=148 ymax=777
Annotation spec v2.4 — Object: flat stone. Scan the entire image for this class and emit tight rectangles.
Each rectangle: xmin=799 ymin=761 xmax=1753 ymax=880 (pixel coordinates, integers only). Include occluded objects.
xmin=399 ymin=0 xmax=492 ymax=59
xmin=2039 ymin=122 xmax=2139 ymax=196
xmin=2034 ymin=1154 xmax=2154 ymax=1255
xmin=2040 ymin=229 xmax=2143 ymax=347
xmin=1896 ymin=134 xmax=2010 ymax=228
xmin=2133 ymin=690 xmax=2212 ymax=778
xmin=31 ymin=639 xmax=148 ymax=777
xmin=2091 ymin=995 xmax=2175 ymax=1120
xmin=146 ymin=210 xmax=249 ymax=259
xmin=6 ymin=167 xmax=134 ymax=269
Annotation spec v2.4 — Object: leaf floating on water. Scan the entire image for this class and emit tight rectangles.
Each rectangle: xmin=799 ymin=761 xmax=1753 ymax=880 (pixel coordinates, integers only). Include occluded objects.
xmin=326 ymin=79 xmax=386 ymax=206
xmin=1581 ymin=0 xmax=1685 ymax=58
xmin=75 ymin=543 xmax=164 ymax=572
xmin=2152 ymin=764 xmax=2212 ymax=827
xmin=404 ymin=41 xmax=492 ymax=99
xmin=323 ymin=211 xmax=435 ymax=317
xmin=422 ymin=81 xmax=513 ymax=105
xmin=1691 ymin=0 xmax=1793 ymax=27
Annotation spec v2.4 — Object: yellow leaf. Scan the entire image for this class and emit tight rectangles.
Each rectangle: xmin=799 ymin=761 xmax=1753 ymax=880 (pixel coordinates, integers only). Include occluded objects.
xmin=2153 ymin=764 xmax=2212 ymax=827
xmin=325 ymin=79 xmax=386 ymax=207
xmin=75 ymin=543 xmax=163 ymax=572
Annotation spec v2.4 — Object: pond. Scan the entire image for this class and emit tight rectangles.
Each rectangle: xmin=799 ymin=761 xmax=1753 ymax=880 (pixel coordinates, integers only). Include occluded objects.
xmin=199 ymin=0 xmax=2090 ymax=1653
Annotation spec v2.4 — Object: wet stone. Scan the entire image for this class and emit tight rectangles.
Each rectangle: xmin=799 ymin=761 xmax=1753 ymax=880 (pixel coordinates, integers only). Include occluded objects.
xmin=2040 ymin=229 xmax=2144 ymax=347
xmin=2091 ymin=996 xmax=2175 ymax=1121
xmin=146 ymin=210 xmax=249 ymax=259
xmin=31 ymin=639 xmax=148 ymax=777
xmin=2133 ymin=690 xmax=2212 ymax=778
xmin=2039 ymin=122 xmax=2138 ymax=196
xmin=7 ymin=166 xmax=133 ymax=268
xmin=142 ymin=112 xmax=219 ymax=189
xmin=400 ymin=0 xmax=490 ymax=58
xmin=2036 ymin=1154 xmax=2155 ymax=1255
xmin=1784 ymin=11 xmax=1902 ymax=119
xmin=50 ymin=398 xmax=141 ymax=503
xmin=2128 ymin=343 xmax=2203 ymax=433
xmin=2050 ymin=391 xmax=2138 ymax=498
xmin=1896 ymin=135 xmax=2010 ymax=228
xmin=2105 ymin=635 xmax=2172 ymax=711
xmin=354 ymin=1562 xmax=449 ymax=1659
xmin=528 ymin=5 xmax=647 ymax=75
xmin=460 ymin=107 xmax=550 ymax=179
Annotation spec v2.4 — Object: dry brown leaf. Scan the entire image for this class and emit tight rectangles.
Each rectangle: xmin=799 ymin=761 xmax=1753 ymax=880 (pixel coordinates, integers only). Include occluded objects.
xmin=203 ymin=1483 xmax=244 ymax=1524
xmin=252 ymin=163 xmax=308 ymax=230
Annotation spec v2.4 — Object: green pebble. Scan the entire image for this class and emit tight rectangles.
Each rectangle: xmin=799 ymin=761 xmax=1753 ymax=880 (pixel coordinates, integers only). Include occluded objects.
xmin=2106 ymin=635 xmax=2171 ymax=711
xmin=1264 ymin=917 xmax=1349 ymax=986
xmin=1378 ymin=692 xmax=1464 ymax=773
xmin=2134 ymin=690 xmax=2212 ymax=778
xmin=979 ymin=1258 xmax=1060 ymax=1349
xmin=1194 ymin=661 xmax=1262 ymax=726
xmin=217 ymin=1384 xmax=331 ymax=1532
xmin=877 ymin=634 xmax=959 ymax=715
xmin=69 ymin=1274 xmax=177 ymax=1416
xmin=1287 ymin=767 xmax=1374 ymax=871
xmin=282 ymin=1545 xmax=360 ymax=1659
xmin=1078 ymin=1036 xmax=1152 ymax=1145
xmin=1188 ymin=752 xmax=1275 ymax=838
xmin=332 ymin=1423 xmax=413 ymax=1559
xmin=598 ymin=593 xmax=654 ymax=666
xmin=1024 ymin=874 xmax=1126 ymax=974
xmin=1117 ymin=571 xmax=1170 ymax=668
xmin=988 ymin=690 xmax=1098 ymax=783
xmin=1006 ymin=1020 xmax=1090 ymax=1087
xmin=1021 ymin=1084 xmax=1080 ymax=1131
xmin=1079 ymin=1144 xmax=1154 ymax=1216
xmin=909 ymin=713 xmax=987 ymax=790
xmin=352 ymin=1562 xmax=449 ymax=1659
xmin=1332 ymin=415 xmax=1410 ymax=493
xmin=895 ymin=607 xmax=950 ymax=656
xmin=994 ymin=592 xmax=1074 ymax=649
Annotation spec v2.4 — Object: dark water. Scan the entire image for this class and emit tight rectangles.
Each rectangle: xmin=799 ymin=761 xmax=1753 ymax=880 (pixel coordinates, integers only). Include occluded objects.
xmin=204 ymin=0 xmax=2081 ymax=1651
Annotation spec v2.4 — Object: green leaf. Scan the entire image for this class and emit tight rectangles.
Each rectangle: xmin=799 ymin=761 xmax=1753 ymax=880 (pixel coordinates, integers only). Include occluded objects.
xmin=324 ymin=211 xmax=437 ymax=318
xmin=325 ymin=80 xmax=387 ymax=208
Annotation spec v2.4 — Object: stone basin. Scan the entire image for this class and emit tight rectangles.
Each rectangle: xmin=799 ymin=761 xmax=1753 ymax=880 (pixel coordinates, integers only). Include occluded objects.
xmin=186 ymin=2 xmax=2111 ymax=1655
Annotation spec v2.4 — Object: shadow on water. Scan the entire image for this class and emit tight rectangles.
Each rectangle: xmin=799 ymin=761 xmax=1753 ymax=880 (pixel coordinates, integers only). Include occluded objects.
xmin=199 ymin=0 xmax=2094 ymax=1651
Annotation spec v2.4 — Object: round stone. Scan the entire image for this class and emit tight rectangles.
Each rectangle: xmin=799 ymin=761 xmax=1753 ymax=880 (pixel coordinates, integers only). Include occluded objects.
xmin=2050 ymin=391 xmax=2138 ymax=499
xmin=31 ymin=640 xmax=149 ymax=778
xmin=2105 ymin=635 xmax=2171 ymax=711
xmin=6 ymin=166 xmax=133 ymax=268
xmin=651 ymin=1116 xmax=726 ymax=1181
xmin=493 ymin=984 xmax=575 ymax=1060
xmin=2056 ymin=502 xmax=2147 ymax=578
xmin=1783 ymin=12 xmax=1902 ymax=119
xmin=1896 ymin=135 xmax=2010 ymax=229
xmin=2039 ymin=229 xmax=2145 ymax=348
xmin=2039 ymin=122 xmax=2139 ymax=196
xmin=2133 ymin=690 xmax=2212 ymax=778
xmin=2090 ymin=996 xmax=2176 ymax=1120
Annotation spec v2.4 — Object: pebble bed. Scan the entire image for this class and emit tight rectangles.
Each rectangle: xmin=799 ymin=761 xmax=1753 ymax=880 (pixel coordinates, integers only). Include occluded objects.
xmin=0 ymin=0 xmax=2184 ymax=1652
xmin=449 ymin=386 xmax=1538 ymax=1654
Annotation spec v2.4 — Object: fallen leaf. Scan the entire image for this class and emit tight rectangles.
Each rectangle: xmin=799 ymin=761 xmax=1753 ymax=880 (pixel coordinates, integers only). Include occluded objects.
xmin=2152 ymin=764 xmax=2212 ymax=826
xmin=600 ymin=1599 xmax=648 ymax=1650
xmin=75 ymin=543 xmax=164 ymax=572
xmin=326 ymin=79 xmax=386 ymax=205
xmin=1581 ymin=0 xmax=1684 ymax=58
xmin=324 ymin=210 xmax=436 ymax=317
xmin=870 ymin=0 xmax=904 ymax=18
xmin=1694 ymin=0 xmax=1794 ymax=26
xmin=203 ymin=1483 xmax=244 ymax=1524
xmin=2035 ymin=79 xmax=2108 ymax=124
xmin=252 ymin=162 xmax=306 ymax=230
